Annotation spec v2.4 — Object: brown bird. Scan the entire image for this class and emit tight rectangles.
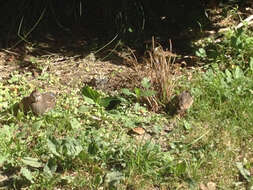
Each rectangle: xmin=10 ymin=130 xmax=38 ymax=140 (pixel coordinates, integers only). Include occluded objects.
xmin=177 ymin=91 xmax=193 ymax=115
xmin=20 ymin=90 xmax=56 ymax=115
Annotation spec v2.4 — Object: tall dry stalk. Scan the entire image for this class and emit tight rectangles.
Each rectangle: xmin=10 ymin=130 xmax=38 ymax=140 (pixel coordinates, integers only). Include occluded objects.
xmin=147 ymin=38 xmax=180 ymax=106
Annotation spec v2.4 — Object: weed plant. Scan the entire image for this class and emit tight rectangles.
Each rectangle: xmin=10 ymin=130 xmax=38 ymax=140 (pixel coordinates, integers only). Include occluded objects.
xmin=198 ymin=27 xmax=253 ymax=71
xmin=145 ymin=39 xmax=181 ymax=111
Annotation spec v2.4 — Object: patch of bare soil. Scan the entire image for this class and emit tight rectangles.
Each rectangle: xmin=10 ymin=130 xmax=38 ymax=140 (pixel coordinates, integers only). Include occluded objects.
xmin=0 ymin=43 xmax=147 ymax=96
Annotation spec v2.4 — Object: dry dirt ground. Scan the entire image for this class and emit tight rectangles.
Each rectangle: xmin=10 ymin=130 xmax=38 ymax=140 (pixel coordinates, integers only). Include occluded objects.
xmin=0 ymin=3 xmax=252 ymax=99
xmin=0 ymin=43 xmax=147 ymax=96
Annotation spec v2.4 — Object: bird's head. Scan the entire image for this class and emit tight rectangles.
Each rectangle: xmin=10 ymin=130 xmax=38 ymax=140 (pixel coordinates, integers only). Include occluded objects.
xmin=30 ymin=90 xmax=42 ymax=103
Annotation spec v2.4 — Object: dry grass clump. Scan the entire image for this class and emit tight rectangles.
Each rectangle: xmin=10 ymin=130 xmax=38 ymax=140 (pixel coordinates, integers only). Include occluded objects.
xmin=109 ymin=38 xmax=182 ymax=112
xmin=145 ymin=38 xmax=181 ymax=111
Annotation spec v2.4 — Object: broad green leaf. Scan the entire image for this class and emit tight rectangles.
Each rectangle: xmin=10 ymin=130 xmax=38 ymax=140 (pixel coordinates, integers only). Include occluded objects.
xmin=0 ymin=125 xmax=14 ymax=141
xmin=195 ymin=48 xmax=206 ymax=58
xmin=121 ymin=88 xmax=136 ymax=97
xmin=32 ymin=121 xmax=43 ymax=130
xmin=70 ymin=118 xmax=81 ymax=129
xmin=141 ymin=89 xmax=156 ymax=97
xmin=99 ymin=97 xmax=121 ymax=109
xmin=83 ymin=96 xmax=96 ymax=104
xmin=234 ymin=66 xmax=244 ymax=78
xmin=43 ymin=158 xmax=57 ymax=178
xmin=183 ymin=120 xmax=191 ymax=130
xmin=141 ymin=77 xmax=151 ymax=89
xmin=43 ymin=164 xmax=53 ymax=178
xmin=47 ymin=138 xmax=61 ymax=157
xmin=21 ymin=167 xmax=34 ymax=183
xmin=98 ymin=97 xmax=114 ymax=107
xmin=225 ymin=69 xmax=232 ymax=82
xmin=79 ymin=151 xmax=91 ymax=162
xmin=88 ymin=141 xmax=99 ymax=155
xmin=48 ymin=137 xmax=82 ymax=158
xmin=250 ymin=57 xmax=253 ymax=71
xmin=81 ymin=86 xmax=101 ymax=104
xmin=134 ymin=88 xmax=141 ymax=98
xmin=22 ymin=157 xmax=43 ymax=168
xmin=104 ymin=171 xmax=124 ymax=186
xmin=62 ymin=138 xmax=82 ymax=157
xmin=78 ymin=105 xmax=90 ymax=113
xmin=236 ymin=162 xmax=250 ymax=182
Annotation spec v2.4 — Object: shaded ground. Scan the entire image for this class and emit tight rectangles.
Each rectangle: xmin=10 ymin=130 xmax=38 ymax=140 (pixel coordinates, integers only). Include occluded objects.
xmin=0 ymin=48 xmax=145 ymax=95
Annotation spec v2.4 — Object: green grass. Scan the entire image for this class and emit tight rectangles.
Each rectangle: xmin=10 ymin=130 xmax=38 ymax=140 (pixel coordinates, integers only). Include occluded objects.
xmin=1 ymin=27 xmax=253 ymax=189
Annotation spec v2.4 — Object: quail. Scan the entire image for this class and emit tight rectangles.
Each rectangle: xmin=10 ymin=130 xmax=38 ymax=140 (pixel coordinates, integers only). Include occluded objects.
xmin=177 ymin=91 xmax=193 ymax=115
xmin=20 ymin=90 xmax=56 ymax=115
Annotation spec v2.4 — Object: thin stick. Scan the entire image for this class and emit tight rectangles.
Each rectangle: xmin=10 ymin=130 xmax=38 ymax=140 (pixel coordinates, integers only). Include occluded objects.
xmin=94 ymin=34 xmax=118 ymax=55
